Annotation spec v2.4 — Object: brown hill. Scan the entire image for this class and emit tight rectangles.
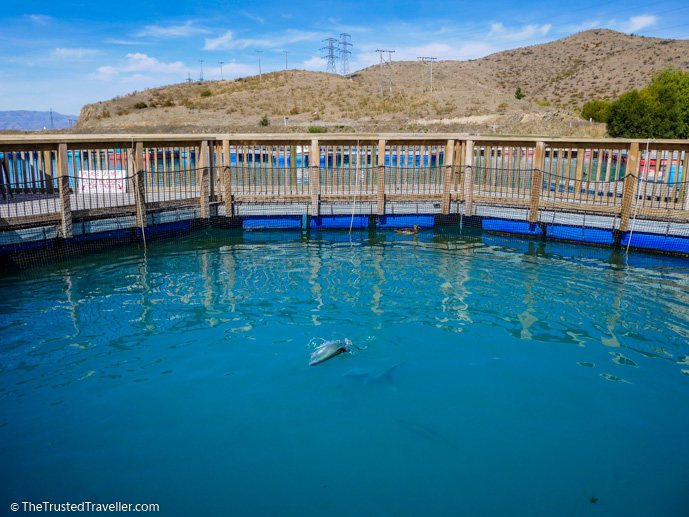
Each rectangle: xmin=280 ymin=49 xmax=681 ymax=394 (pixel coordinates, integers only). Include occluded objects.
xmin=74 ymin=29 xmax=689 ymax=136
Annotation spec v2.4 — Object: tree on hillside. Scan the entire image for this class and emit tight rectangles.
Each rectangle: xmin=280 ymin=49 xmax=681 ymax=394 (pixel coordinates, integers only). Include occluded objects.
xmin=581 ymin=100 xmax=611 ymax=123
xmin=606 ymin=67 xmax=689 ymax=139
xmin=515 ymin=87 xmax=525 ymax=100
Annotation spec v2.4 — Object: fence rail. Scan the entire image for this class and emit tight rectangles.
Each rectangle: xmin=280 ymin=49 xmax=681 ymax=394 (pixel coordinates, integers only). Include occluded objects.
xmin=1 ymin=135 xmax=688 ymax=237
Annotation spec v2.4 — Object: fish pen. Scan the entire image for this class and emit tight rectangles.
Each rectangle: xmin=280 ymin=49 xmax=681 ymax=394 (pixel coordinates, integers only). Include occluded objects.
xmin=1 ymin=134 xmax=688 ymax=266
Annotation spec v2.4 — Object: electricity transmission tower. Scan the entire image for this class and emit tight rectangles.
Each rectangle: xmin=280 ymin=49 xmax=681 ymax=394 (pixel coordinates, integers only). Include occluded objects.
xmin=256 ymin=50 xmax=262 ymax=83
xmin=376 ymin=50 xmax=395 ymax=100
xmin=284 ymin=51 xmax=290 ymax=80
xmin=321 ymin=38 xmax=339 ymax=74
xmin=339 ymin=33 xmax=352 ymax=77
xmin=218 ymin=61 xmax=224 ymax=81
xmin=199 ymin=60 xmax=204 ymax=82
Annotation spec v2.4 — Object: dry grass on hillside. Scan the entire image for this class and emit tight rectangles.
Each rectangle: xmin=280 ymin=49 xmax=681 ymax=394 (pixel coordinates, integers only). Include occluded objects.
xmin=74 ymin=29 xmax=689 ymax=137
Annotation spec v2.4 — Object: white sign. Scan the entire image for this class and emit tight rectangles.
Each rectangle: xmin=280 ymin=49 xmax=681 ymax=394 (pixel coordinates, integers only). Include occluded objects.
xmin=78 ymin=170 xmax=126 ymax=193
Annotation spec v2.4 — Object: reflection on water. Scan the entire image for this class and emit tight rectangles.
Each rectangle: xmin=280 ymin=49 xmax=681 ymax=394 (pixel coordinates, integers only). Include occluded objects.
xmin=1 ymin=227 xmax=689 ymax=516
xmin=2 ymin=228 xmax=689 ymax=377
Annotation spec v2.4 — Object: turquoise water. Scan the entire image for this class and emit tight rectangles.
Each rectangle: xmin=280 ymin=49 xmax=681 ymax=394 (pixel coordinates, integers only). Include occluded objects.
xmin=1 ymin=229 xmax=689 ymax=516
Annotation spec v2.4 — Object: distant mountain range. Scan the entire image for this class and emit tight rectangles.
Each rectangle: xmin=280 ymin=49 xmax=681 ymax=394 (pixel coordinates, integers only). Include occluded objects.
xmin=0 ymin=110 xmax=77 ymax=130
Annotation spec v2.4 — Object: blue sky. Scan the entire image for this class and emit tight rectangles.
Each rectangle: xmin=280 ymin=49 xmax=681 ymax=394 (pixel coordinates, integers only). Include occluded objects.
xmin=2 ymin=0 xmax=688 ymax=116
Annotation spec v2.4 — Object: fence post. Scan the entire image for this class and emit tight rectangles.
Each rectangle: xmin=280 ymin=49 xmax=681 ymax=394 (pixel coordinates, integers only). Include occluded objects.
xmin=290 ymin=145 xmax=297 ymax=187
xmin=43 ymin=151 xmax=54 ymax=194
xmin=681 ymin=149 xmax=689 ymax=210
xmin=133 ymin=141 xmax=146 ymax=228
xmin=199 ymin=140 xmax=210 ymax=219
xmin=442 ymin=139 xmax=454 ymax=215
xmin=310 ymin=138 xmax=320 ymax=216
xmin=377 ymin=139 xmax=386 ymax=215
xmin=57 ymin=143 xmax=73 ymax=239
xmin=463 ymin=140 xmax=474 ymax=216
xmin=529 ymin=141 xmax=546 ymax=223
xmin=619 ymin=142 xmax=640 ymax=233
xmin=222 ymin=139 xmax=233 ymax=216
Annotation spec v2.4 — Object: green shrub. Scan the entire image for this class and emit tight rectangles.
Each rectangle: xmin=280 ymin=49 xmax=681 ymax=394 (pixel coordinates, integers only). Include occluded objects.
xmin=515 ymin=87 xmax=525 ymax=100
xmin=259 ymin=115 xmax=270 ymax=127
xmin=134 ymin=102 xmax=147 ymax=109
xmin=200 ymin=90 xmax=212 ymax=97
xmin=607 ymin=67 xmax=689 ymax=138
xmin=307 ymin=126 xmax=327 ymax=133
xmin=581 ymin=100 xmax=611 ymax=123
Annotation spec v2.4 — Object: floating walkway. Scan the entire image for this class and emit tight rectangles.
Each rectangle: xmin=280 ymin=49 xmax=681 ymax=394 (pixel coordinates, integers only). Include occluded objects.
xmin=1 ymin=133 xmax=688 ymax=265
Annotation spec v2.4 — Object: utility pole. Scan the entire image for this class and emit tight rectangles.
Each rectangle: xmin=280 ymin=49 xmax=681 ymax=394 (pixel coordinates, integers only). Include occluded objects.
xmin=199 ymin=60 xmax=204 ymax=81
xmin=417 ymin=57 xmax=436 ymax=93
xmin=428 ymin=57 xmax=436 ymax=92
xmin=256 ymin=50 xmax=262 ymax=83
xmin=387 ymin=50 xmax=394 ymax=99
xmin=284 ymin=51 xmax=290 ymax=80
xmin=218 ymin=61 xmax=224 ymax=81
xmin=376 ymin=49 xmax=394 ymax=101
xmin=49 ymin=108 xmax=54 ymax=130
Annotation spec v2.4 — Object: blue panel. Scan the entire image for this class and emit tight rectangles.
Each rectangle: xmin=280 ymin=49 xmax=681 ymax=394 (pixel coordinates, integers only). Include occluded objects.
xmin=0 ymin=239 xmax=52 ymax=254
xmin=243 ymin=216 xmax=302 ymax=230
xmin=548 ymin=225 xmax=615 ymax=246
xmin=377 ymin=215 xmax=435 ymax=229
xmin=311 ymin=216 xmax=369 ymax=229
xmin=482 ymin=219 xmax=542 ymax=236
xmin=70 ymin=229 xmax=132 ymax=244
xmin=138 ymin=221 xmax=192 ymax=241
xmin=621 ymin=232 xmax=689 ymax=254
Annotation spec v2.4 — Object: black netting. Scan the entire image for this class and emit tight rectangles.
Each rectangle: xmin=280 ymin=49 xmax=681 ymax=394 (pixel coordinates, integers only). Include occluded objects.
xmin=2 ymin=141 xmax=689 ymax=272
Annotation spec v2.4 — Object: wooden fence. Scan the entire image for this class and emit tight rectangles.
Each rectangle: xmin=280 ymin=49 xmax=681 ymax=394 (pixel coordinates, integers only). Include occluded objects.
xmin=1 ymin=134 xmax=688 ymax=239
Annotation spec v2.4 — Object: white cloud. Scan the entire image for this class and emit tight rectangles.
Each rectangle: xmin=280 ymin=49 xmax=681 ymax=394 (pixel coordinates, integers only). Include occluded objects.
xmin=105 ymin=39 xmax=141 ymax=45
xmin=303 ymin=56 xmax=327 ymax=69
xmin=241 ymin=11 xmax=265 ymax=23
xmin=612 ymin=15 xmax=657 ymax=33
xmin=28 ymin=14 xmax=52 ymax=25
xmin=281 ymin=14 xmax=293 ymax=19
xmin=91 ymin=53 xmax=189 ymax=82
xmin=204 ymin=31 xmax=235 ymax=50
xmin=488 ymin=23 xmax=552 ymax=42
xmin=136 ymin=20 xmax=209 ymax=38
xmin=52 ymin=48 xmax=102 ymax=59
xmin=204 ymin=29 xmax=319 ymax=51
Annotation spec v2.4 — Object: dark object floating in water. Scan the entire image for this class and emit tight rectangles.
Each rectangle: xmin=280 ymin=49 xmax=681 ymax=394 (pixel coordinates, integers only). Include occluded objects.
xmin=590 ymin=496 xmax=598 ymax=504
xmin=343 ymin=363 xmax=406 ymax=386
xmin=309 ymin=339 xmax=354 ymax=366
xmin=578 ymin=362 xmax=595 ymax=368
xmin=394 ymin=224 xmax=420 ymax=236
xmin=395 ymin=419 xmax=457 ymax=450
